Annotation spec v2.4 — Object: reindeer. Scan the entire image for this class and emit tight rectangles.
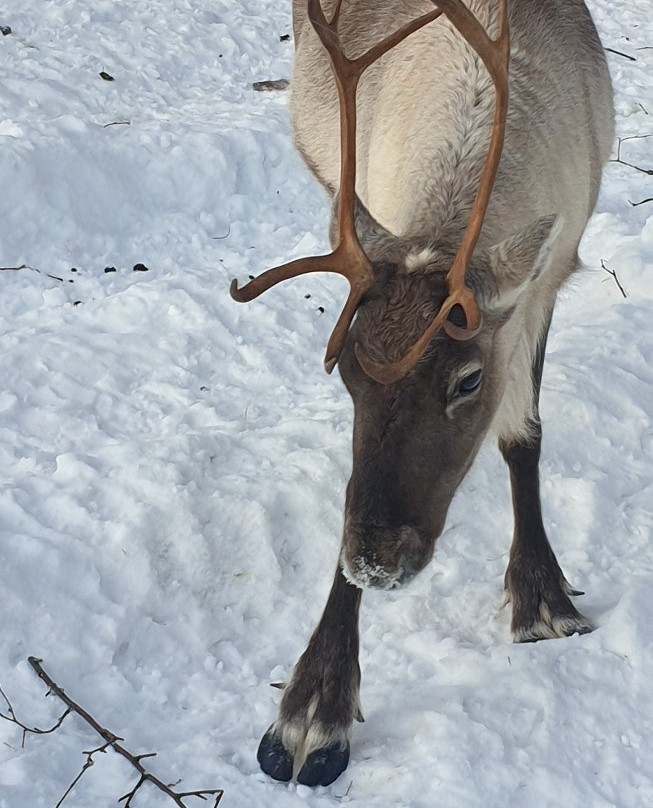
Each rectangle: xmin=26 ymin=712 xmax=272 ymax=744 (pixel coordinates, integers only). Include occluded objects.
xmin=231 ymin=0 xmax=613 ymax=788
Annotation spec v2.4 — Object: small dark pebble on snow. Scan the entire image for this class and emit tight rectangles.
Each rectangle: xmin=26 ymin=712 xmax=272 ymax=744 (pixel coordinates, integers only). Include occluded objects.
xmin=99 ymin=71 xmax=115 ymax=81
xmin=1 ymin=25 xmax=12 ymax=36
xmin=252 ymin=79 xmax=289 ymax=92
xmin=133 ymin=263 xmax=149 ymax=272
xmin=280 ymin=34 xmax=290 ymax=42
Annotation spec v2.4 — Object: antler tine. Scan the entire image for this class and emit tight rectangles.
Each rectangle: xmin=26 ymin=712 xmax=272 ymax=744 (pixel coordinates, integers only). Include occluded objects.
xmin=433 ymin=0 xmax=509 ymax=339
xmin=230 ymin=252 xmax=341 ymax=303
xmin=306 ymin=0 xmax=443 ymax=254
xmin=357 ymin=0 xmax=510 ymax=384
xmin=308 ymin=0 xmax=444 ymax=371
xmin=232 ymin=0 xmax=444 ymax=373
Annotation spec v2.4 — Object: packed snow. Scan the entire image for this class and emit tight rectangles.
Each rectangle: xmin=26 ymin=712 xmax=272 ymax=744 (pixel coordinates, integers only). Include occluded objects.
xmin=0 ymin=1 xmax=651 ymax=806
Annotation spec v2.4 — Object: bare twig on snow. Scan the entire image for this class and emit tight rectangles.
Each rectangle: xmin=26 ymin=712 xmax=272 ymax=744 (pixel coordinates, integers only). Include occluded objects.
xmin=605 ymin=46 xmax=636 ymax=61
xmin=611 ymin=135 xmax=653 ymax=174
xmin=26 ymin=657 xmax=223 ymax=808
xmin=0 ymin=263 xmax=65 ymax=282
xmin=0 ymin=684 xmax=71 ymax=748
xmin=54 ymin=740 xmax=114 ymax=808
xmin=600 ymin=260 xmax=627 ymax=299
xmin=629 ymin=197 xmax=653 ymax=207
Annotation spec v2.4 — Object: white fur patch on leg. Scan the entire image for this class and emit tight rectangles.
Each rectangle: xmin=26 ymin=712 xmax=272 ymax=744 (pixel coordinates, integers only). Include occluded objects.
xmin=510 ymin=599 xmax=594 ymax=643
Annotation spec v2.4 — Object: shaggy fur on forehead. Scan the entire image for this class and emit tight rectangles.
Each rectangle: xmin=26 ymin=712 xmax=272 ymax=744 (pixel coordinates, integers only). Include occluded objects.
xmin=353 ymin=264 xmax=452 ymax=365
xmin=403 ymin=247 xmax=440 ymax=273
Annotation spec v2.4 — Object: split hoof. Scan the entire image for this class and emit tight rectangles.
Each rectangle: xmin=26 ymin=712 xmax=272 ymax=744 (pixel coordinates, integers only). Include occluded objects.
xmin=505 ymin=564 xmax=594 ymax=643
xmin=515 ymin=613 xmax=594 ymax=643
xmin=297 ymin=740 xmax=350 ymax=787
xmin=257 ymin=726 xmax=293 ymax=782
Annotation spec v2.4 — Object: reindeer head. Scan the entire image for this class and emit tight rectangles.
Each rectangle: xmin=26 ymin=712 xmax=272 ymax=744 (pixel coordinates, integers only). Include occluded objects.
xmin=335 ymin=206 xmax=560 ymax=588
xmin=230 ymin=0 xmax=557 ymax=589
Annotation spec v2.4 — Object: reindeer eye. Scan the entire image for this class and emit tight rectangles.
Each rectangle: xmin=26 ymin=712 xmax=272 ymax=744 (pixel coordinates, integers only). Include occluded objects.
xmin=458 ymin=369 xmax=482 ymax=395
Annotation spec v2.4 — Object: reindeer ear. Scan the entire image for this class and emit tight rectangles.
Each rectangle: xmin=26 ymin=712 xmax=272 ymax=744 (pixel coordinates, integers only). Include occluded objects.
xmin=481 ymin=214 xmax=563 ymax=311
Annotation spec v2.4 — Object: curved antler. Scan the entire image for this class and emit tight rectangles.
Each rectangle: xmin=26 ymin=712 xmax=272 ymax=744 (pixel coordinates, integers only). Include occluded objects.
xmin=232 ymin=1 xmax=509 ymax=383
xmin=231 ymin=0 xmax=443 ymax=373
xmin=356 ymin=0 xmax=510 ymax=384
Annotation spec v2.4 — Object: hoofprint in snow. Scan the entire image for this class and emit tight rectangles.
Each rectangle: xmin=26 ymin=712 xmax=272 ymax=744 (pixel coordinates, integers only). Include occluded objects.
xmin=0 ymin=2 xmax=651 ymax=807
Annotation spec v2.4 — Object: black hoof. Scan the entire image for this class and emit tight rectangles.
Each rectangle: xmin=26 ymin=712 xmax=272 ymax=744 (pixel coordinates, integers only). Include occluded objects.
xmin=297 ymin=740 xmax=350 ymax=787
xmin=257 ymin=727 xmax=293 ymax=782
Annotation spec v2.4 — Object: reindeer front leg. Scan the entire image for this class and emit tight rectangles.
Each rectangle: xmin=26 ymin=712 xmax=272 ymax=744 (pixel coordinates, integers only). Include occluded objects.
xmin=258 ymin=565 xmax=362 ymax=787
xmin=500 ymin=314 xmax=592 ymax=642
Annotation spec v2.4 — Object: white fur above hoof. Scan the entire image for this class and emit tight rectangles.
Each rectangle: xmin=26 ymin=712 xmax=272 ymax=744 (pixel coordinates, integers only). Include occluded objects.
xmin=258 ymin=716 xmax=352 ymax=787
xmin=511 ymin=601 xmax=594 ymax=643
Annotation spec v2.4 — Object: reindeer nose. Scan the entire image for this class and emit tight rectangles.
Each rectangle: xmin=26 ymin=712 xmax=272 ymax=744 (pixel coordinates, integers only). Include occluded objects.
xmin=341 ymin=552 xmax=409 ymax=590
xmin=340 ymin=523 xmax=435 ymax=590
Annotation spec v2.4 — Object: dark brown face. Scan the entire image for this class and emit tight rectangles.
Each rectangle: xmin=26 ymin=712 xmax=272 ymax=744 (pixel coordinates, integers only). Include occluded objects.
xmin=337 ymin=266 xmax=502 ymax=590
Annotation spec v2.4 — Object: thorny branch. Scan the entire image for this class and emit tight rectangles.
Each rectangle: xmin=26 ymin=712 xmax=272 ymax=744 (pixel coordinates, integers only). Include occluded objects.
xmin=600 ymin=260 xmax=627 ymax=299
xmin=54 ymin=740 xmax=114 ymax=808
xmin=1 ymin=657 xmax=224 ymax=808
xmin=0 ymin=684 xmax=72 ymax=748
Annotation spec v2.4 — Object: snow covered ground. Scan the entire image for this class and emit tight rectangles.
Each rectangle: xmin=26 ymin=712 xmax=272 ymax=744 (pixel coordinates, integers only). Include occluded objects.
xmin=0 ymin=1 xmax=651 ymax=806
